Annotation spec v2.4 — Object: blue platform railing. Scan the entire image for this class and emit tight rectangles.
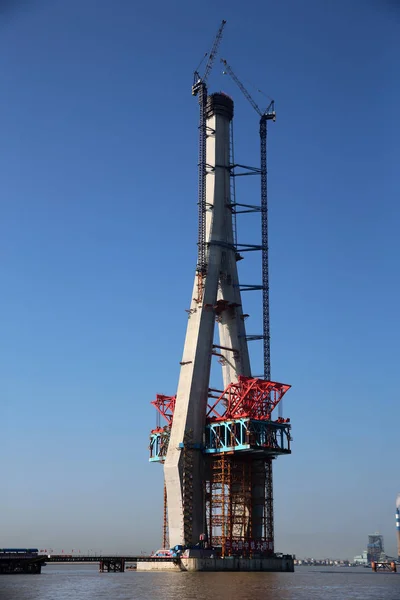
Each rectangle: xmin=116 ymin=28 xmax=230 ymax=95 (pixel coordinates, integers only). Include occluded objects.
xmin=149 ymin=419 xmax=291 ymax=463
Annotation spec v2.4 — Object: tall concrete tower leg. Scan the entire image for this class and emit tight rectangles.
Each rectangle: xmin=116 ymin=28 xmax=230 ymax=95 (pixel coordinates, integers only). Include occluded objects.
xmin=217 ymin=251 xmax=251 ymax=386
xmin=210 ymin=113 xmax=251 ymax=386
xmin=164 ymin=94 xmax=251 ymax=548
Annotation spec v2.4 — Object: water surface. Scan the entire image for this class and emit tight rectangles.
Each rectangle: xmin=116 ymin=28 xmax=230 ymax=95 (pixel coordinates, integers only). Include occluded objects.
xmin=0 ymin=564 xmax=399 ymax=600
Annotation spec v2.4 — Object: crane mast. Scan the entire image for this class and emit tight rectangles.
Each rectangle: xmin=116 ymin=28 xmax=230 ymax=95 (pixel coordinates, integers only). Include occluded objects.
xmin=221 ymin=59 xmax=275 ymax=382
xmin=192 ymin=20 xmax=226 ymax=285
xmin=260 ymin=115 xmax=272 ymax=382
xmin=221 ymin=58 xmax=277 ymax=545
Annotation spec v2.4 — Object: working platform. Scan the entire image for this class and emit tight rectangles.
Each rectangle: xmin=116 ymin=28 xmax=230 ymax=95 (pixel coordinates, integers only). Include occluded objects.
xmin=150 ymin=418 xmax=291 ymax=461
xmin=150 ymin=376 xmax=292 ymax=462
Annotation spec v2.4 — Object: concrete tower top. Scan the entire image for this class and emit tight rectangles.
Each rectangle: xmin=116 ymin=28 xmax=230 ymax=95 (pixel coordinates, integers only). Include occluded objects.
xmin=206 ymin=93 xmax=234 ymax=121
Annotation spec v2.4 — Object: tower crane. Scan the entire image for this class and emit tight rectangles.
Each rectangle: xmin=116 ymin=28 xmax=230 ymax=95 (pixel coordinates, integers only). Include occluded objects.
xmin=221 ymin=58 xmax=277 ymax=547
xmin=221 ymin=58 xmax=275 ymax=383
xmin=192 ymin=20 xmax=226 ymax=284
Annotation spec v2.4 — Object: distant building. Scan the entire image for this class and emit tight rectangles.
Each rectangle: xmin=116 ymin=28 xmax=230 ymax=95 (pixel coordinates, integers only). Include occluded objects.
xmin=367 ymin=533 xmax=384 ymax=563
xmin=353 ymin=550 xmax=368 ymax=565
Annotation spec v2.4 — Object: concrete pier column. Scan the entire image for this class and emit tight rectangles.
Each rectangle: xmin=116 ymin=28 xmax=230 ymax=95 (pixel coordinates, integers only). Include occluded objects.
xmin=164 ymin=94 xmax=252 ymax=548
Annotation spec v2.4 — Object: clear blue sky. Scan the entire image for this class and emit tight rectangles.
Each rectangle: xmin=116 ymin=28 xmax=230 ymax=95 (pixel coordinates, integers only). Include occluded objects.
xmin=1 ymin=0 xmax=399 ymax=558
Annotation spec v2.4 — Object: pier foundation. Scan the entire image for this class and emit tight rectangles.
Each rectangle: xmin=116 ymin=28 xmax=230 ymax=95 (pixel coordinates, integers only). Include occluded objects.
xmin=137 ymin=555 xmax=294 ymax=572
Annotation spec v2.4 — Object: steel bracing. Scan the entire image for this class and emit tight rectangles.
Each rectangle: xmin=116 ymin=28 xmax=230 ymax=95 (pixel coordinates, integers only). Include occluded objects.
xmin=149 ymin=377 xmax=291 ymax=462
xmin=206 ymin=376 xmax=290 ymax=421
xmin=205 ymin=456 xmax=275 ymax=557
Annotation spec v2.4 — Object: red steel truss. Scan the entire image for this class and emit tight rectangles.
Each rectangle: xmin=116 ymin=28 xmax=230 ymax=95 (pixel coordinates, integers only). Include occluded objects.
xmin=151 ymin=377 xmax=290 ymax=430
xmin=206 ymin=376 xmax=290 ymax=421
xmin=151 ymin=394 xmax=176 ymax=430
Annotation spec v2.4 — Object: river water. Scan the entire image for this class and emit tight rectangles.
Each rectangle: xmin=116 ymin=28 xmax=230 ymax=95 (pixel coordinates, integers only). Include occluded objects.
xmin=0 ymin=564 xmax=399 ymax=600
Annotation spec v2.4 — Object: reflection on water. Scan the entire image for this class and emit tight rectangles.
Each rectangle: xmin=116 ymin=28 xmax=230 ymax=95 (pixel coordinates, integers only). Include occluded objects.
xmin=0 ymin=564 xmax=399 ymax=600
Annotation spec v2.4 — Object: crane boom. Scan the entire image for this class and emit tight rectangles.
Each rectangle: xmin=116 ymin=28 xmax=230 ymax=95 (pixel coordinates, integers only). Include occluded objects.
xmin=202 ymin=20 xmax=226 ymax=85
xmin=221 ymin=59 xmax=276 ymax=119
xmin=193 ymin=20 xmax=226 ymax=93
xmin=221 ymin=59 xmax=262 ymax=116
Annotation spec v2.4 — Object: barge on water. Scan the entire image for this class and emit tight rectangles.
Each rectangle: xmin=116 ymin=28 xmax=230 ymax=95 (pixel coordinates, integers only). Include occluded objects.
xmin=0 ymin=549 xmax=46 ymax=574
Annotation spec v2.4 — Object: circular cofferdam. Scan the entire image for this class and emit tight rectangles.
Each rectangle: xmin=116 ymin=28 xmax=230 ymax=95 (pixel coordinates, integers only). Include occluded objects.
xmin=206 ymin=93 xmax=234 ymax=121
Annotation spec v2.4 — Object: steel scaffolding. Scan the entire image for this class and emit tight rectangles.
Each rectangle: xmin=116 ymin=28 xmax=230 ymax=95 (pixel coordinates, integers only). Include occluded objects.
xmin=205 ymin=455 xmax=275 ymax=556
